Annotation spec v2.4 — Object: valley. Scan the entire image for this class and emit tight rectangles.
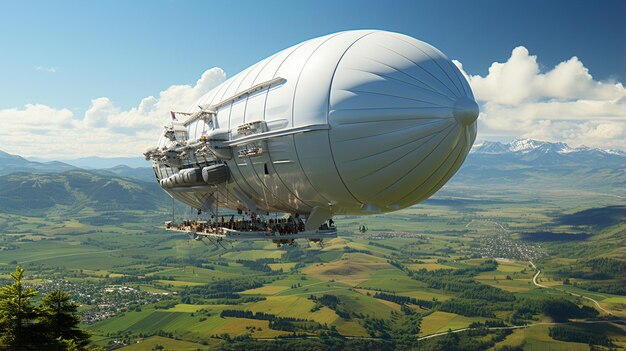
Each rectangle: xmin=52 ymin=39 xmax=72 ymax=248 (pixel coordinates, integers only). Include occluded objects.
xmin=0 ymin=141 xmax=624 ymax=350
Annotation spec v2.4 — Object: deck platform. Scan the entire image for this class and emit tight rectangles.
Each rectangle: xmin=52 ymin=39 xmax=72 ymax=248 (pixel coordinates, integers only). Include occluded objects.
xmin=165 ymin=226 xmax=337 ymax=241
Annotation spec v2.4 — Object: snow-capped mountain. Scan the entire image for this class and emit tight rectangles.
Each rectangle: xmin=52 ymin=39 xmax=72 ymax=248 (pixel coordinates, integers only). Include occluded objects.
xmin=471 ymin=138 xmax=626 ymax=158
xmin=451 ymin=138 xmax=626 ymax=191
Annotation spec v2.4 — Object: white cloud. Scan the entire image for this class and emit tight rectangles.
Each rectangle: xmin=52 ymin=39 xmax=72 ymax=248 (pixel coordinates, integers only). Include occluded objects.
xmin=0 ymin=67 xmax=226 ymax=158
xmin=84 ymin=97 xmax=119 ymax=128
xmin=34 ymin=66 xmax=58 ymax=73
xmin=454 ymin=47 xmax=626 ymax=150
xmin=2 ymin=49 xmax=625 ymax=160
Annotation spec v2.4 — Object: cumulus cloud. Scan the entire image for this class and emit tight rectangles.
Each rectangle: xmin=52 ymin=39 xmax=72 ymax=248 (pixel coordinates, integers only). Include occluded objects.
xmin=2 ymin=49 xmax=625 ymax=160
xmin=0 ymin=67 xmax=226 ymax=158
xmin=454 ymin=47 xmax=626 ymax=150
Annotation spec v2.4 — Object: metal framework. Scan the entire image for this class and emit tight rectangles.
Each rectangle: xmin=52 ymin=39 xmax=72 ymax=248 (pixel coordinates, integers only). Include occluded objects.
xmin=166 ymin=226 xmax=337 ymax=241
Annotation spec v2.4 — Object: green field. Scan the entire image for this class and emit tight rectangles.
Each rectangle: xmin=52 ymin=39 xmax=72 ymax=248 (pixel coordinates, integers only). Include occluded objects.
xmin=118 ymin=336 xmax=211 ymax=351
xmin=1 ymin=187 xmax=624 ymax=350
xmin=419 ymin=311 xmax=488 ymax=335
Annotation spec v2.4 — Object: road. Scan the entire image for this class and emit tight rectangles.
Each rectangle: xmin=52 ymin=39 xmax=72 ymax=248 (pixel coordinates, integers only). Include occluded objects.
xmin=529 ymin=261 xmax=613 ymax=316
xmin=17 ymin=249 xmax=122 ymax=264
xmin=530 ymin=261 xmax=547 ymax=288
xmin=416 ymin=319 xmax=626 ymax=341
xmin=256 ymin=259 xmax=621 ymax=343
xmin=253 ymin=320 xmax=626 ymax=343
xmin=413 ymin=259 xmax=621 ymax=342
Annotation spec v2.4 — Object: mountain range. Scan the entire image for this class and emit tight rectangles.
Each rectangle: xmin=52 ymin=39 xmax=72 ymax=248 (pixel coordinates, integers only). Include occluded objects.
xmin=0 ymin=150 xmax=78 ymax=175
xmin=453 ymin=139 xmax=626 ymax=191
xmin=27 ymin=155 xmax=147 ymax=169
xmin=0 ymin=138 xmax=624 ymax=215
xmin=3 ymin=138 xmax=624 ymax=178
xmin=0 ymin=151 xmax=161 ymax=215
xmin=471 ymin=138 xmax=625 ymax=162
xmin=0 ymin=150 xmax=153 ymax=181
xmin=0 ymin=171 xmax=167 ymax=214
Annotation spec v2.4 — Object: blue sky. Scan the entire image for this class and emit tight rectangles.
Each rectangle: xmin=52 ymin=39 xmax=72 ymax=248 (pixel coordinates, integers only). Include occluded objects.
xmin=0 ymin=0 xmax=625 ymax=157
xmin=1 ymin=0 xmax=623 ymax=110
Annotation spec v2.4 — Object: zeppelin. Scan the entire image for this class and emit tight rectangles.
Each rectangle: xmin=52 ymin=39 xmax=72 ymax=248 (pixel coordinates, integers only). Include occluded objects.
xmin=144 ymin=30 xmax=479 ymax=231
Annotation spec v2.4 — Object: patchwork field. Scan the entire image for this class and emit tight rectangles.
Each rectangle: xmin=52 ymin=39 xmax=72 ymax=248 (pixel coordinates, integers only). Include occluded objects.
xmin=475 ymin=259 xmax=535 ymax=293
xmin=302 ymin=252 xmax=392 ymax=286
xmin=1 ymin=191 xmax=624 ymax=350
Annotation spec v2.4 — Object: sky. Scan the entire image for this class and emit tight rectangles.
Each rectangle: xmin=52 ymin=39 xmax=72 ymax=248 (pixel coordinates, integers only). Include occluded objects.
xmin=0 ymin=0 xmax=624 ymax=158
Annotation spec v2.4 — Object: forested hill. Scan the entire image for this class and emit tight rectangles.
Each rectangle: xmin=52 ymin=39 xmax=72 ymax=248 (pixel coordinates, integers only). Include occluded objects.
xmin=0 ymin=171 xmax=168 ymax=215
xmin=0 ymin=150 xmax=77 ymax=175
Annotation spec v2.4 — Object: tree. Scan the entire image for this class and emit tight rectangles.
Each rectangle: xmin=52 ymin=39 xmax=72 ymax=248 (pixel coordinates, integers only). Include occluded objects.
xmin=0 ymin=266 xmax=40 ymax=350
xmin=0 ymin=267 xmax=93 ymax=350
xmin=39 ymin=289 xmax=91 ymax=349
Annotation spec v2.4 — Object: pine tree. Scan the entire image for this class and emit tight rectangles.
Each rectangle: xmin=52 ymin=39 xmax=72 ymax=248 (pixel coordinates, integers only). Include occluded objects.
xmin=39 ymin=289 xmax=91 ymax=350
xmin=0 ymin=266 xmax=40 ymax=350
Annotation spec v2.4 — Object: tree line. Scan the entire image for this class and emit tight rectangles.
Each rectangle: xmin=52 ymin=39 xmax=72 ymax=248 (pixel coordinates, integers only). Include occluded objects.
xmin=180 ymin=277 xmax=269 ymax=304
xmin=549 ymin=326 xmax=612 ymax=346
xmin=220 ymin=309 xmax=324 ymax=332
xmin=373 ymin=292 xmax=494 ymax=317
xmin=373 ymin=292 xmax=435 ymax=309
xmin=308 ymin=294 xmax=351 ymax=319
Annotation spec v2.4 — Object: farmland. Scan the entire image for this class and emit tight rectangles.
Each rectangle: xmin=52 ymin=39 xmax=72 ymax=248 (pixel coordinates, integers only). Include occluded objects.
xmin=0 ymin=184 xmax=624 ymax=350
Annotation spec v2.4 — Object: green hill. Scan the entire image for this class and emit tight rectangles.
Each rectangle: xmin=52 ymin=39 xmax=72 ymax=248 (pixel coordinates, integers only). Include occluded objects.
xmin=0 ymin=171 xmax=168 ymax=214
xmin=0 ymin=150 xmax=77 ymax=175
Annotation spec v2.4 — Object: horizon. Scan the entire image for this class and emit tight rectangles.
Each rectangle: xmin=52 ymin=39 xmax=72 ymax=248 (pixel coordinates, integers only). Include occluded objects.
xmin=3 ymin=137 xmax=625 ymax=169
xmin=5 ymin=138 xmax=626 ymax=161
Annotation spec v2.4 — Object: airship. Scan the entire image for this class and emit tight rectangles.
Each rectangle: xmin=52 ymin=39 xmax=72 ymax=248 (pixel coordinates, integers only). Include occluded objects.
xmin=144 ymin=30 xmax=478 ymax=242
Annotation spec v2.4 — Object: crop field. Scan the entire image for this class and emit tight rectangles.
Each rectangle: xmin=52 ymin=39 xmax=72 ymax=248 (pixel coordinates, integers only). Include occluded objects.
xmin=301 ymin=252 xmax=392 ymax=286
xmin=268 ymin=262 xmax=296 ymax=271
xmin=0 ymin=240 xmax=103 ymax=264
xmin=221 ymin=249 xmax=284 ymax=260
xmin=410 ymin=262 xmax=459 ymax=271
xmin=493 ymin=324 xmax=589 ymax=351
xmin=395 ymin=289 xmax=454 ymax=302
xmin=604 ymin=296 xmax=626 ymax=306
xmin=419 ymin=311 xmax=488 ymax=335
xmin=356 ymin=267 xmax=428 ymax=292
xmin=274 ymin=281 xmax=352 ymax=297
xmin=474 ymin=261 xmax=535 ymax=293
xmin=522 ymin=325 xmax=593 ymax=351
xmin=239 ymin=295 xmax=317 ymax=317
xmin=118 ymin=336 xmax=210 ymax=351
xmin=241 ymin=284 xmax=290 ymax=295
xmin=217 ymin=317 xmax=287 ymax=338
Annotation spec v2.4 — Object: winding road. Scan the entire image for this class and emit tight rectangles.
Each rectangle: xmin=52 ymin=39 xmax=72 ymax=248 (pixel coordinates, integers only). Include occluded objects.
xmin=251 ymin=261 xmax=625 ymax=344
xmin=529 ymin=261 xmax=613 ymax=316
xmin=415 ymin=319 xmax=626 ymax=341
xmin=415 ymin=258 xmax=623 ymax=341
